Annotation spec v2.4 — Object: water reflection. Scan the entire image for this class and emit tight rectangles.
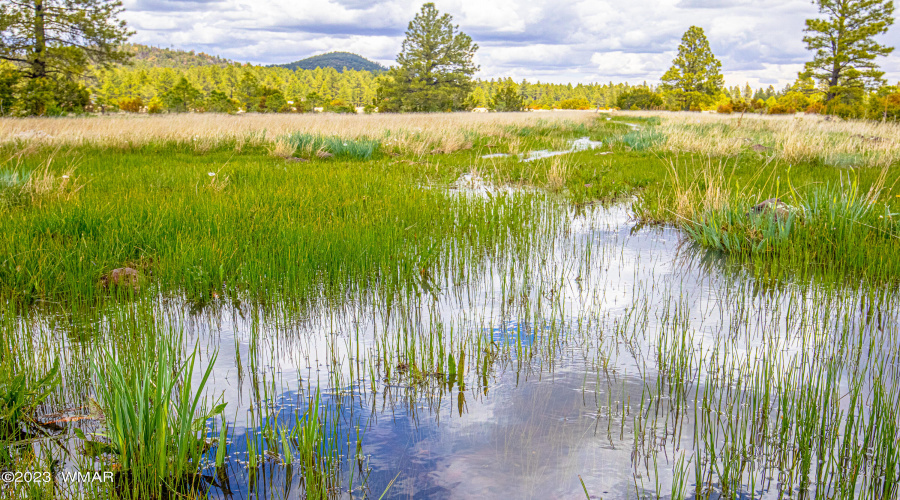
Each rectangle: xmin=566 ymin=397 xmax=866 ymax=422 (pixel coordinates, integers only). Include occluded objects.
xmin=30 ymin=202 xmax=900 ymax=499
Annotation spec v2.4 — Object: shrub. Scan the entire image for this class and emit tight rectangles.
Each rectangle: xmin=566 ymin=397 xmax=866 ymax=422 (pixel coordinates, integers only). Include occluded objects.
xmin=717 ymin=102 xmax=733 ymax=114
xmin=327 ymin=99 xmax=355 ymax=113
xmin=868 ymin=90 xmax=900 ymax=121
xmin=776 ymin=91 xmax=810 ymax=112
xmin=616 ymin=88 xmax=663 ymax=110
xmin=805 ymin=101 xmax=825 ymax=114
xmin=731 ymin=100 xmax=750 ymax=112
xmin=825 ymin=101 xmax=866 ymax=119
xmin=118 ymin=97 xmax=143 ymax=113
xmin=557 ymin=98 xmax=592 ymax=110
xmin=767 ymin=104 xmax=796 ymax=114
xmin=147 ymin=97 xmax=164 ymax=114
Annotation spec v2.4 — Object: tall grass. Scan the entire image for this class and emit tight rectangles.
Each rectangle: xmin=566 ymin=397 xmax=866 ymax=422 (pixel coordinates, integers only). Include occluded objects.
xmin=281 ymin=133 xmax=380 ymax=160
xmin=0 ymin=145 xmax=545 ymax=307
xmin=88 ymin=331 xmax=225 ymax=498
xmin=678 ymin=173 xmax=900 ymax=280
xmin=0 ymin=111 xmax=599 ymax=157
xmin=616 ymin=110 xmax=900 ymax=167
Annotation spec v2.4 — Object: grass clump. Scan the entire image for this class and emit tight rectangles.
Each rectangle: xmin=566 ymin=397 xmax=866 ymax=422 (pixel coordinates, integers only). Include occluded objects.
xmin=678 ymin=177 xmax=900 ymax=280
xmin=0 ymin=359 xmax=61 ymax=463
xmin=0 ymin=154 xmax=81 ymax=213
xmin=282 ymin=133 xmax=380 ymax=160
xmin=86 ymin=333 xmax=225 ymax=499
xmin=621 ymin=129 xmax=666 ymax=151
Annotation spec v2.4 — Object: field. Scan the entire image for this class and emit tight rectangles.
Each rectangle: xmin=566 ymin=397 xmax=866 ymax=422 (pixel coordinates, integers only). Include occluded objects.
xmin=1 ymin=110 xmax=899 ymax=499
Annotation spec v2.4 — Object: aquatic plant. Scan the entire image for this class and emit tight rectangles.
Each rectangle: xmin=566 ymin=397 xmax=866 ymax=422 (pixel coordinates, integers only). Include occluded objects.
xmin=86 ymin=332 xmax=225 ymax=498
xmin=0 ymin=359 xmax=60 ymax=464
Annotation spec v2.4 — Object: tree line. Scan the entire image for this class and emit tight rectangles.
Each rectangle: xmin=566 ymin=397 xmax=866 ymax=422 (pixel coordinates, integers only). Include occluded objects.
xmin=0 ymin=0 xmax=898 ymax=119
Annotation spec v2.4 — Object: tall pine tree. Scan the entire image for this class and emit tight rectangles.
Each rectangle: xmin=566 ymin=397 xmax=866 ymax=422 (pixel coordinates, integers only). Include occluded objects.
xmin=802 ymin=0 xmax=894 ymax=101
xmin=0 ymin=0 xmax=132 ymax=114
xmin=660 ymin=26 xmax=724 ymax=110
xmin=376 ymin=3 xmax=478 ymax=112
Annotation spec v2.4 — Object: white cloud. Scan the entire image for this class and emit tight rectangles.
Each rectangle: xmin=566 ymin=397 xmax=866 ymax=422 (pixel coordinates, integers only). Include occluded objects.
xmin=121 ymin=0 xmax=900 ymax=87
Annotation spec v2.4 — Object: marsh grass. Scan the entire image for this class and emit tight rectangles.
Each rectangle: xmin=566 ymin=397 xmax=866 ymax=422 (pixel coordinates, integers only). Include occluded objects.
xmin=0 ymin=358 xmax=61 ymax=469
xmin=619 ymin=110 xmax=900 ymax=168
xmin=676 ymin=170 xmax=900 ymax=280
xmin=282 ymin=133 xmax=381 ymax=160
xmin=0 ymin=143 xmax=548 ymax=307
xmin=621 ymin=129 xmax=665 ymax=151
xmin=0 ymin=152 xmax=81 ymax=213
xmin=5 ymin=110 xmax=900 ymax=499
xmin=87 ymin=331 xmax=225 ymax=499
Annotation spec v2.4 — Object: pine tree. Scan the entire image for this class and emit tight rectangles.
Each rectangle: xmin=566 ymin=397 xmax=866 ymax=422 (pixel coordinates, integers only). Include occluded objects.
xmin=490 ymin=79 xmax=524 ymax=111
xmin=376 ymin=3 xmax=478 ymax=112
xmin=660 ymin=26 xmax=724 ymax=110
xmin=803 ymin=0 xmax=894 ymax=101
xmin=1 ymin=0 xmax=132 ymax=113
xmin=0 ymin=0 xmax=132 ymax=78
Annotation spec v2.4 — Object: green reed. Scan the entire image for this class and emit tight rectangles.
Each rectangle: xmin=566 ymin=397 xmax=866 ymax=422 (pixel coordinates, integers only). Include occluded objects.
xmin=87 ymin=330 xmax=225 ymax=499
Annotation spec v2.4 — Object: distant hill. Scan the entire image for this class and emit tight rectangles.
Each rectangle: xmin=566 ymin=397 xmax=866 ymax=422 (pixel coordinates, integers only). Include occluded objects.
xmin=275 ymin=52 xmax=387 ymax=73
xmin=124 ymin=43 xmax=238 ymax=69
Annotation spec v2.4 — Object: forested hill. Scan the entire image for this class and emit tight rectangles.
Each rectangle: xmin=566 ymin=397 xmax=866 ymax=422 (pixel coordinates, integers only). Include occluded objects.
xmin=123 ymin=43 xmax=238 ymax=68
xmin=275 ymin=52 xmax=387 ymax=72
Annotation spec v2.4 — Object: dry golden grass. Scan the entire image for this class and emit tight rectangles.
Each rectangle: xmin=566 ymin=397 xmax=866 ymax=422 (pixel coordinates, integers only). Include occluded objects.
xmin=266 ymin=138 xmax=296 ymax=158
xmin=616 ymin=110 xmax=900 ymax=168
xmin=663 ymin=156 xmax=737 ymax=222
xmin=1 ymin=149 xmax=82 ymax=211
xmin=546 ymin=155 xmax=571 ymax=191
xmin=0 ymin=111 xmax=597 ymax=155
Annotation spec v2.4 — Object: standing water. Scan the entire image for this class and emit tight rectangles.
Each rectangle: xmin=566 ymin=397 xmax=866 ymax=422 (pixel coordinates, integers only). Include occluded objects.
xmin=16 ymin=196 xmax=900 ymax=499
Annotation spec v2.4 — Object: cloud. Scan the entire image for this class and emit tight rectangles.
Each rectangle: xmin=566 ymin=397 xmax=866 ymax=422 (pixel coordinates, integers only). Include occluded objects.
xmin=125 ymin=0 xmax=229 ymax=13
xmin=119 ymin=0 xmax=900 ymax=86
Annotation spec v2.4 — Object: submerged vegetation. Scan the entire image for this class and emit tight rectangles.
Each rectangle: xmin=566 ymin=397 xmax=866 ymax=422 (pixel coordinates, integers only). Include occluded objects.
xmin=1 ymin=110 xmax=900 ymax=498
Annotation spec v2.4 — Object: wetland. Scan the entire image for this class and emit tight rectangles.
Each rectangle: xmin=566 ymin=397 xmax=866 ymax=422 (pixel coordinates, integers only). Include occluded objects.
xmin=1 ymin=111 xmax=900 ymax=499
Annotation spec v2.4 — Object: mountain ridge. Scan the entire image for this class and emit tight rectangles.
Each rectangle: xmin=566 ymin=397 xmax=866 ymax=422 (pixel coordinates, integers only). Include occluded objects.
xmin=273 ymin=52 xmax=387 ymax=73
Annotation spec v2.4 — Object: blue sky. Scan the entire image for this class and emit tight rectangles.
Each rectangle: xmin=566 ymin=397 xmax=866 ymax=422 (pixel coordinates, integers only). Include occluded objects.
xmin=122 ymin=0 xmax=900 ymax=88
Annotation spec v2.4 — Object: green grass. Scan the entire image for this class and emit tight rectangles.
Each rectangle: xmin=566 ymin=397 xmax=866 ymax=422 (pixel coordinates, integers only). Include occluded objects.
xmin=3 ymin=114 xmax=900 ymax=499
xmin=282 ymin=133 xmax=381 ymax=159
xmin=86 ymin=330 xmax=225 ymax=499
xmin=0 ymin=143 xmax=544 ymax=308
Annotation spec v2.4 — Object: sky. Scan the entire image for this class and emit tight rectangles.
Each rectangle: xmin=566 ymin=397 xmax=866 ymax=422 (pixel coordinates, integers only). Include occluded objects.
xmin=121 ymin=0 xmax=900 ymax=89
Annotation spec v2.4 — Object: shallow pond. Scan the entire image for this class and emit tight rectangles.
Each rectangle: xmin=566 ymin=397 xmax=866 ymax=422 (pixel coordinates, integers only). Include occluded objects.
xmin=22 ymin=199 xmax=900 ymax=499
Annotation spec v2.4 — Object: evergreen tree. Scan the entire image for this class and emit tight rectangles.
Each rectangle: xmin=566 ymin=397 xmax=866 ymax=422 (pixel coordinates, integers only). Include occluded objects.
xmin=0 ymin=0 xmax=131 ymax=113
xmin=490 ymin=79 xmax=524 ymax=111
xmin=743 ymin=83 xmax=753 ymax=101
xmin=376 ymin=3 xmax=478 ymax=112
xmin=660 ymin=26 xmax=724 ymax=110
xmin=0 ymin=0 xmax=131 ymax=78
xmin=803 ymin=0 xmax=894 ymax=101
xmin=160 ymin=76 xmax=200 ymax=111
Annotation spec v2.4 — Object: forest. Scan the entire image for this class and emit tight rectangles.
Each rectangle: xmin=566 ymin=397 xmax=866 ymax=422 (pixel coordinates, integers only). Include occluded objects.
xmin=2 ymin=44 xmax=891 ymax=118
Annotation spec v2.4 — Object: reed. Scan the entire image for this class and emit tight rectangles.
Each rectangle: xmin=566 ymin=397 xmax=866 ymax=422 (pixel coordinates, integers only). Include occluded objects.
xmin=87 ymin=331 xmax=225 ymax=499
